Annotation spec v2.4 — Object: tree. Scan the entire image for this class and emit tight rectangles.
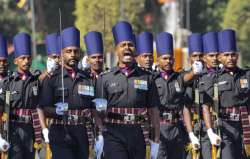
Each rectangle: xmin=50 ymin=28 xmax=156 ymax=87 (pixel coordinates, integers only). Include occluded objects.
xmin=222 ymin=0 xmax=250 ymax=66
xmin=74 ymin=0 xmax=145 ymax=53
xmin=189 ymin=0 xmax=228 ymax=33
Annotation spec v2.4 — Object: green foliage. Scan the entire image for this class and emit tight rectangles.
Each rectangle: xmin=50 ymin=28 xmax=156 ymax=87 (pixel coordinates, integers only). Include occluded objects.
xmin=74 ymin=0 xmax=145 ymax=53
xmin=223 ymin=0 xmax=250 ymax=66
xmin=190 ymin=0 xmax=228 ymax=33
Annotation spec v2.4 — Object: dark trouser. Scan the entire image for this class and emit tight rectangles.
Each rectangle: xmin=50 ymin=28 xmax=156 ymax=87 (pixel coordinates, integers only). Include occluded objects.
xmin=49 ymin=124 xmax=89 ymax=159
xmin=186 ymin=121 xmax=211 ymax=159
xmin=103 ymin=123 xmax=146 ymax=159
xmin=158 ymin=121 xmax=187 ymax=159
xmin=219 ymin=120 xmax=245 ymax=159
xmin=9 ymin=121 xmax=35 ymax=159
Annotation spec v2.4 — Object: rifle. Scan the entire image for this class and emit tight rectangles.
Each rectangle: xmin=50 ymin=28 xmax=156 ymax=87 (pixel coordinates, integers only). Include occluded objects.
xmin=212 ymin=68 xmax=221 ymax=159
xmin=1 ymin=71 xmax=11 ymax=159
xmin=192 ymin=82 xmax=201 ymax=159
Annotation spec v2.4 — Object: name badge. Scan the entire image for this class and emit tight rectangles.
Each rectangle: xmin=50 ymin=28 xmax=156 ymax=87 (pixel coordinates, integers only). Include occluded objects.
xmin=240 ymin=79 xmax=248 ymax=89
xmin=134 ymin=80 xmax=148 ymax=90
xmin=32 ymin=86 xmax=38 ymax=96
xmin=78 ymin=85 xmax=94 ymax=96
xmin=174 ymin=81 xmax=181 ymax=92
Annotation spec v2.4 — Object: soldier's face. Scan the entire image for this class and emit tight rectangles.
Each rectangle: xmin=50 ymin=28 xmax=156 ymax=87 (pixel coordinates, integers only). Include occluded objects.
xmin=14 ymin=55 xmax=32 ymax=72
xmin=157 ymin=54 xmax=174 ymax=71
xmin=0 ymin=58 xmax=8 ymax=74
xmin=218 ymin=52 xmax=238 ymax=68
xmin=136 ymin=53 xmax=153 ymax=69
xmin=62 ymin=46 xmax=80 ymax=68
xmin=87 ymin=54 xmax=103 ymax=72
xmin=189 ymin=52 xmax=203 ymax=65
xmin=116 ymin=41 xmax=135 ymax=65
xmin=203 ymin=53 xmax=218 ymax=68
xmin=48 ymin=54 xmax=60 ymax=64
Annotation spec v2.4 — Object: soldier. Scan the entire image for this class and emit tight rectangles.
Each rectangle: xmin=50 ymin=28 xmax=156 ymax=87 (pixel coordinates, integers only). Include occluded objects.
xmin=39 ymin=27 xmax=94 ymax=159
xmin=83 ymin=31 xmax=105 ymax=158
xmin=38 ymin=33 xmax=62 ymax=145
xmin=95 ymin=21 xmax=160 ymax=159
xmin=0 ymin=34 xmax=10 ymax=153
xmin=201 ymin=29 xmax=249 ymax=159
xmin=9 ymin=32 xmax=42 ymax=159
xmin=154 ymin=32 xmax=203 ymax=159
xmin=135 ymin=32 xmax=155 ymax=72
xmin=184 ymin=32 xmax=220 ymax=159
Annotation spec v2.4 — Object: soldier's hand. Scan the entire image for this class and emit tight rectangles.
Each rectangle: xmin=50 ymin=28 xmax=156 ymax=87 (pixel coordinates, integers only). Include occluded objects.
xmin=150 ymin=140 xmax=159 ymax=159
xmin=55 ymin=102 xmax=69 ymax=115
xmin=78 ymin=56 xmax=90 ymax=70
xmin=0 ymin=134 xmax=10 ymax=152
xmin=188 ymin=132 xmax=200 ymax=150
xmin=47 ymin=58 xmax=58 ymax=73
xmin=42 ymin=128 xmax=49 ymax=143
xmin=207 ymin=128 xmax=221 ymax=146
xmin=192 ymin=61 xmax=203 ymax=75
xmin=94 ymin=135 xmax=104 ymax=159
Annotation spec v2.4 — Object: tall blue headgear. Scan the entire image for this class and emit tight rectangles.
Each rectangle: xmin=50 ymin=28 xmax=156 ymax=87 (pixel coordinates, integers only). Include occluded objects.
xmin=203 ymin=32 xmax=218 ymax=54
xmin=61 ymin=27 xmax=80 ymax=49
xmin=45 ymin=33 xmax=60 ymax=56
xmin=136 ymin=32 xmax=153 ymax=55
xmin=188 ymin=33 xmax=203 ymax=55
xmin=13 ymin=32 xmax=31 ymax=58
xmin=112 ymin=21 xmax=134 ymax=46
xmin=218 ymin=29 xmax=237 ymax=53
xmin=156 ymin=32 xmax=173 ymax=56
xmin=0 ymin=34 xmax=8 ymax=59
xmin=84 ymin=31 xmax=103 ymax=56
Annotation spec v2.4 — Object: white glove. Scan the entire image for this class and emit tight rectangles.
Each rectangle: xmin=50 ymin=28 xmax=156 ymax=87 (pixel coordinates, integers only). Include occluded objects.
xmin=150 ymin=141 xmax=159 ymax=159
xmin=78 ymin=56 xmax=90 ymax=70
xmin=189 ymin=132 xmax=200 ymax=150
xmin=192 ymin=61 xmax=203 ymax=74
xmin=42 ymin=128 xmax=49 ymax=143
xmin=94 ymin=135 xmax=104 ymax=159
xmin=47 ymin=58 xmax=58 ymax=73
xmin=93 ymin=98 xmax=107 ymax=112
xmin=55 ymin=102 xmax=68 ymax=115
xmin=207 ymin=128 xmax=221 ymax=146
xmin=0 ymin=134 xmax=9 ymax=152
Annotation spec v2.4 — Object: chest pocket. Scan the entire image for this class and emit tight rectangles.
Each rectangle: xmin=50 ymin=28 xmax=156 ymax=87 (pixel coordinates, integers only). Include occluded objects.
xmin=107 ymin=83 xmax=123 ymax=94
xmin=55 ymin=87 xmax=69 ymax=97
xmin=10 ymin=91 xmax=21 ymax=101
xmin=169 ymin=80 xmax=184 ymax=95
xmin=218 ymin=81 xmax=232 ymax=92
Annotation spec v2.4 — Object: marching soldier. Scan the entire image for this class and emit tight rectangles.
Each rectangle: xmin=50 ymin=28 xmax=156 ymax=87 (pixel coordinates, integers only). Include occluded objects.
xmin=0 ymin=33 xmax=10 ymax=153
xmin=9 ymin=32 xmax=42 ymax=159
xmin=38 ymin=33 xmax=62 ymax=145
xmin=83 ymin=31 xmax=105 ymax=159
xmin=184 ymin=32 xmax=220 ymax=159
xmin=39 ymin=27 xmax=94 ymax=159
xmin=95 ymin=21 xmax=160 ymax=159
xmin=135 ymin=32 xmax=155 ymax=73
xmin=201 ymin=29 xmax=249 ymax=159
xmin=154 ymin=32 xmax=202 ymax=159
